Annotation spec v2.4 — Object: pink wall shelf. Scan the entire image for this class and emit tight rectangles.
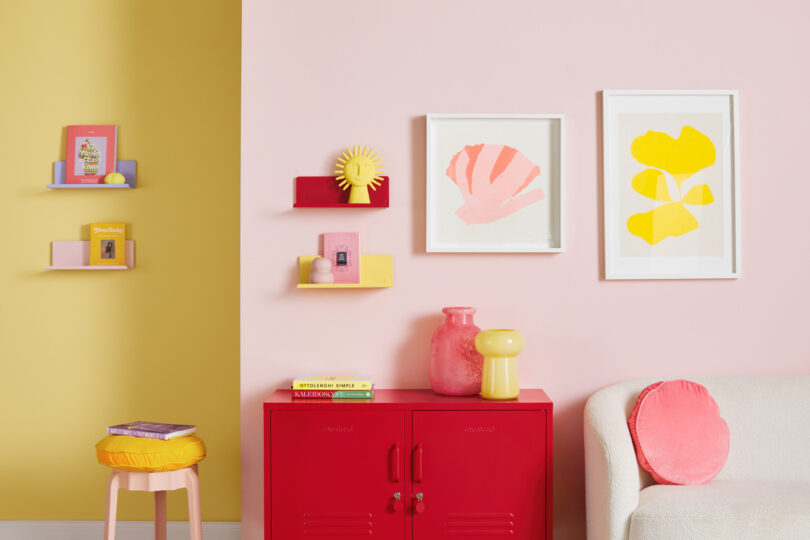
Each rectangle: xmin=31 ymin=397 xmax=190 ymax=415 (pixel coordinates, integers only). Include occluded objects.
xmin=48 ymin=160 xmax=137 ymax=189
xmin=293 ymin=176 xmax=389 ymax=207
xmin=45 ymin=240 xmax=135 ymax=270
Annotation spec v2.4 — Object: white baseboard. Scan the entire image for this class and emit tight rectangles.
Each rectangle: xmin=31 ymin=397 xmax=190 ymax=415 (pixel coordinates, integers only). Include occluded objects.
xmin=0 ymin=520 xmax=241 ymax=540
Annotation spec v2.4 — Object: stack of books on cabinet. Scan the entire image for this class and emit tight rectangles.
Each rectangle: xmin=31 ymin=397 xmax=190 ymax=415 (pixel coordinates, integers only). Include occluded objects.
xmin=292 ymin=376 xmax=374 ymax=399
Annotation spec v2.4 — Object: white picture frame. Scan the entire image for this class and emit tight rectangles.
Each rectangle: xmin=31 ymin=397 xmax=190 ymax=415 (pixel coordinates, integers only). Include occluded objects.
xmin=426 ymin=114 xmax=565 ymax=253
xmin=602 ymin=90 xmax=741 ymax=279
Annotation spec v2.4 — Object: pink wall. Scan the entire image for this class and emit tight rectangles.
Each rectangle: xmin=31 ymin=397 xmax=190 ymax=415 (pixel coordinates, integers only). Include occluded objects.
xmin=241 ymin=1 xmax=810 ymax=538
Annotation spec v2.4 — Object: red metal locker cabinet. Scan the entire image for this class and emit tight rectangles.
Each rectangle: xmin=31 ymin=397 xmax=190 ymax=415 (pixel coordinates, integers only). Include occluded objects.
xmin=265 ymin=390 xmax=553 ymax=540
xmin=268 ymin=410 xmax=406 ymax=539
xmin=412 ymin=410 xmax=547 ymax=538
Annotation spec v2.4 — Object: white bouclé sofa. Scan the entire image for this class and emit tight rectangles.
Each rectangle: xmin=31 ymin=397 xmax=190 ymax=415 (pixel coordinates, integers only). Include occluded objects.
xmin=584 ymin=376 xmax=810 ymax=540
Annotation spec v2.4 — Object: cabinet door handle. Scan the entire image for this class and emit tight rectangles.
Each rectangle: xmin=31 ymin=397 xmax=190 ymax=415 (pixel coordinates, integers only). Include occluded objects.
xmin=390 ymin=443 xmax=400 ymax=482
xmin=414 ymin=492 xmax=426 ymax=514
xmin=391 ymin=491 xmax=402 ymax=513
xmin=413 ymin=444 xmax=423 ymax=483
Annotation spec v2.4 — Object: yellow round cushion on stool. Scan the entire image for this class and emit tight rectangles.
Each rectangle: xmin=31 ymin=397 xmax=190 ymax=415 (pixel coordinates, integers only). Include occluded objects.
xmin=95 ymin=435 xmax=206 ymax=472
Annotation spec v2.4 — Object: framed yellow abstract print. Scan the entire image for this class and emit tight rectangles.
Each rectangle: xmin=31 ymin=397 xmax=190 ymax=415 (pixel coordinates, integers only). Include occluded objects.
xmin=602 ymin=90 xmax=741 ymax=279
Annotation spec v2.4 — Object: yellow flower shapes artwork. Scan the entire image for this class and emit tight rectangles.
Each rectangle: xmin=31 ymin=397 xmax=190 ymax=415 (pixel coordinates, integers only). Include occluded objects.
xmin=334 ymin=146 xmax=385 ymax=204
xmin=627 ymin=126 xmax=716 ymax=245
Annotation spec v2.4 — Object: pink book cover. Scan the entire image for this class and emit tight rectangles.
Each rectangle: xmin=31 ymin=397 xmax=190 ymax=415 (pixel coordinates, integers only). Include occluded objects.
xmin=323 ymin=232 xmax=360 ymax=283
xmin=107 ymin=421 xmax=196 ymax=440
xmin=65 ymin=125 xmax=117 ymax=184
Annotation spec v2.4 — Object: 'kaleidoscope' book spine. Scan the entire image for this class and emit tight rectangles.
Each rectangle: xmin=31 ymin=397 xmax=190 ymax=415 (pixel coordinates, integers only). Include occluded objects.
xmin=292 ymin=390 xmax=374 ymax=399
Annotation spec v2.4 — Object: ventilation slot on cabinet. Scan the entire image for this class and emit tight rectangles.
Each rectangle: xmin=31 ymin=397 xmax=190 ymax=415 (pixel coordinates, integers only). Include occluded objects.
xmin=444 ymin=512 xmax=515 ymax=536
xmin=303 ymin=512 xmax=373 ymax=536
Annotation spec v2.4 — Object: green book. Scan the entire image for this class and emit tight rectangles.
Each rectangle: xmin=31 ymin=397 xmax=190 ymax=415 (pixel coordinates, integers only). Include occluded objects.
xmin=332 ymin=390 xmax=374 ymax=399
xmin=292 ymin=389 xmax=374 ymax=399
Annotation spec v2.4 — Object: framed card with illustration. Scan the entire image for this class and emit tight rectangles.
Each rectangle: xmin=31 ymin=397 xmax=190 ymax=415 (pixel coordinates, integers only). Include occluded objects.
xmin=66 ymin=125 xmax=117 ymax=184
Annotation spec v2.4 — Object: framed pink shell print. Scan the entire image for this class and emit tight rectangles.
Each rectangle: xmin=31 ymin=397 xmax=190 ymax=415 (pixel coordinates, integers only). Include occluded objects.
xmin=426 ymin=114 xmax=564 ymax=252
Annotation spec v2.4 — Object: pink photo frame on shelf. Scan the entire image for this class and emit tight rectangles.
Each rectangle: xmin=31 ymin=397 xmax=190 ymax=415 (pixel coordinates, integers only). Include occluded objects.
xmin=323 ymin=232 xmax=360 ymax=284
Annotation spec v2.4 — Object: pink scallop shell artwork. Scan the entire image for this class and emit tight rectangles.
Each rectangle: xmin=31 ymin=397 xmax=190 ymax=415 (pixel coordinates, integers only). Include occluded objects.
xmin=446 ymin=143 xmax=545 ymax=224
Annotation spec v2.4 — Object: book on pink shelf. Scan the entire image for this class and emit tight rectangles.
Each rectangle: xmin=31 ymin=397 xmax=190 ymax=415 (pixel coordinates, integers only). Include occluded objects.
xmin=323 ymin=232 xmax=360 ymax=283
xmin=107 ymin=421 xmax=196 ymax=440
xmin=65 ymin=125 xmax=117 ymax=184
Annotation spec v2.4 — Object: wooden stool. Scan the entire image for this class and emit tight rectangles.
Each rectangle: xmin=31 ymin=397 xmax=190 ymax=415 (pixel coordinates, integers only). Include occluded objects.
xmin=104 ymin=465 xmax=202 ymax=540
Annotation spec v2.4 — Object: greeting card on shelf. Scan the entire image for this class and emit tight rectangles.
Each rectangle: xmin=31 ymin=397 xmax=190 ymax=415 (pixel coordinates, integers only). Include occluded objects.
xmin=323 ymin=232 xmax=360 ymax=284
xmin=89 ymin=222 xmax=126 ymax=266
xmin=65 ymin=125 xmax=117 ymax=184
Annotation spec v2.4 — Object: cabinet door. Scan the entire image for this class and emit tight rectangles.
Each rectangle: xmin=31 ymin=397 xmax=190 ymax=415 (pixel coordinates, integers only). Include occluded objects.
xmin=270 ymin=410 xmax=405 ymax=539
xmin=412 ymin=410 xmax=547 ymax=539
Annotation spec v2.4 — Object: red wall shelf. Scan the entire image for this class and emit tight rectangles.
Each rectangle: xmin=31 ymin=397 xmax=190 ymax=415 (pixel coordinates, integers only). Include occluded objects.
xmin=293 ymin=176 xmax=389 ymax=208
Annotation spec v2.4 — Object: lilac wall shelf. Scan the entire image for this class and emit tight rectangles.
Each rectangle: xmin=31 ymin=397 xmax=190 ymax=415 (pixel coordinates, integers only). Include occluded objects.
xmin=45 ymin=240 xmax=135 ymax=270
xmin=48 ymin=161 xmax=136 ymax=189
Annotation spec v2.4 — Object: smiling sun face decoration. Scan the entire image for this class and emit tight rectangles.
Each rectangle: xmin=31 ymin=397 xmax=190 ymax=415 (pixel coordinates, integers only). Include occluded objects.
xmin=334 ymin=146 xmax=385 ymax=204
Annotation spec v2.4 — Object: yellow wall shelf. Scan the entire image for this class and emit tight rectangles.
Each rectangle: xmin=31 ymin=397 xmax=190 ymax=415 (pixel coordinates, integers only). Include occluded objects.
xmin=297 ymin=255 xmax=393 ymax=288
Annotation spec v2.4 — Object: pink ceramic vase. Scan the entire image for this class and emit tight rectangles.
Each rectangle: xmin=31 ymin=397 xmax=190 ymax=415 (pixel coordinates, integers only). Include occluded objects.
xmin=430 ymin=307 xmax=484 ymax=395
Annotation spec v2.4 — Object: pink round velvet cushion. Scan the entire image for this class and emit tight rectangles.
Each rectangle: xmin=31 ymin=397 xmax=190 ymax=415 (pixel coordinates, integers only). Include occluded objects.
xmin=628 ymin=380 xmax=729 ymax=485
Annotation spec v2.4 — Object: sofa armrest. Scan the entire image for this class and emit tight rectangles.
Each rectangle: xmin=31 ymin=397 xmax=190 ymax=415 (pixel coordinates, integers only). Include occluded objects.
xmin=584 ymin=386 xmax=644 ymax=540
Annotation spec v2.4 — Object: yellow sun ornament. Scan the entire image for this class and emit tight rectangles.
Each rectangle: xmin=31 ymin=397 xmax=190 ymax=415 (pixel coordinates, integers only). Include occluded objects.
xmin=334 ymin=146 xmax=385 ymax=204
xmin=627 ymin=126 xmax=716 ymax=245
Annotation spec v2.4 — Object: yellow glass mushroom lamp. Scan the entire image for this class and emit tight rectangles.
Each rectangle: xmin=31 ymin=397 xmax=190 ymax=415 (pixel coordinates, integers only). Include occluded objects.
xmin=334 ymin=145 xmax=385 ymax=204
xmin=475 ymin=329 xmax=525 ymax=400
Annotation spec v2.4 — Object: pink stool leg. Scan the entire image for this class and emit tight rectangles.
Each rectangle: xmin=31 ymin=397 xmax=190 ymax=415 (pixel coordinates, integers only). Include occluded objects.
xmin=185 ymin=466 xmax=202 ymax=540
xmin=104 ymin=471 xmax=121 ymax=540
xmin=154 ymin=490 xmax=167 ymax=540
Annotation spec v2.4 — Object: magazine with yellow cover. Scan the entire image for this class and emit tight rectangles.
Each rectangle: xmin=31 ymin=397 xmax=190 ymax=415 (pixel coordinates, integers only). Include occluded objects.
xmin=90 ymin=222 xmax=126 ymax=266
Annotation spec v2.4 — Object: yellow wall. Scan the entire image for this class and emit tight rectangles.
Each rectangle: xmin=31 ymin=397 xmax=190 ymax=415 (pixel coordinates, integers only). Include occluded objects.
xmin=0 ymin=0 xmax=240 ymax=521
